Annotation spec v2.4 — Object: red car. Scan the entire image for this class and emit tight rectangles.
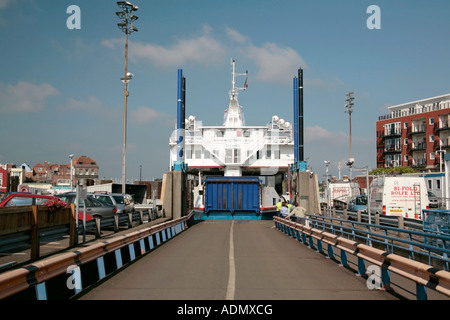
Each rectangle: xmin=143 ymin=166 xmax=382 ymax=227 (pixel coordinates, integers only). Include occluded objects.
xmin=0 ymin=192 xmax=56 ymax=207
xmin=0 ymin=192 xmax=92 ymax=220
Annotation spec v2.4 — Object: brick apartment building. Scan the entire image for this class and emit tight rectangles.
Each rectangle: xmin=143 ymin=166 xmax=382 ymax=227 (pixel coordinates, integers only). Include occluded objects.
xmin=33 ymin=155 xmax=99 ymax=186
xmin=376 ymin=93 xmax=450 ymax=172
xmin=1 ymin=155 xmax=99 ymax=193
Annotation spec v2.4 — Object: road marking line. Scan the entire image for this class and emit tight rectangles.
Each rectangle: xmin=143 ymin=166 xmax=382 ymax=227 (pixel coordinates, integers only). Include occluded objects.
xmin=226 ymin=220 xmax=235 ymax=300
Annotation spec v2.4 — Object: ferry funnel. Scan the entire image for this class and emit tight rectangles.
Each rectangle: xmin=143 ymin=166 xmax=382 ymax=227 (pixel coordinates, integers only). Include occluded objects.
xmin=174 ymin=69 xmax=187 ymax=172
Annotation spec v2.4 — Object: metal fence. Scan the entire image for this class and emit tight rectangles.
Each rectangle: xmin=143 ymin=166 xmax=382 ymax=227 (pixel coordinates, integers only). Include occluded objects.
xmin=275 ymin=215 xmax=450 ymax=300
xmin=302 ymin=214 xmax=449 ymax=271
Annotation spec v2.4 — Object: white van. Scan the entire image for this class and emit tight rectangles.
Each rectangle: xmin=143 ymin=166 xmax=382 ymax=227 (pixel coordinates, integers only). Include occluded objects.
xmin=369 ymin=176 xmax=429 ymax=220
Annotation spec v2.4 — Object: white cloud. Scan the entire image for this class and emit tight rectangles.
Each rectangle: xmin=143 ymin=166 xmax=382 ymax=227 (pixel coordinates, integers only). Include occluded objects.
xmin=245 ymin=43 xmax=306 ymax=85
xmin=104 ymin=25 xmax=225 ymax=67
xmin=0 ymin=0 xmax=12 ymax=9
xmin=305 ymin=125 xmax=348 ymax=145
xmin=62 ymin=96 xmax=119 ymax=119
xmin=225 ymin=27 xmax=249 ymax=43
xmin=102 ymin=25 xmax=306 ymax=86
xmin=131 ymin=106 xmax=173 ymax=125
xmin=0 ymin=81 xmax=58 ymax=113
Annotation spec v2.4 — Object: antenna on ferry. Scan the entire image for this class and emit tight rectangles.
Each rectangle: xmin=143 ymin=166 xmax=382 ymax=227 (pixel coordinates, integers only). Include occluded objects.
xmin=230 ymin=59 xmax=249 ymax=99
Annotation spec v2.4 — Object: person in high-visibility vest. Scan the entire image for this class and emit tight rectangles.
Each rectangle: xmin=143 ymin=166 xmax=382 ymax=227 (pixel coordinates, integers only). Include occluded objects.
xmin=276 ymin=199 xmax=282 ymax=212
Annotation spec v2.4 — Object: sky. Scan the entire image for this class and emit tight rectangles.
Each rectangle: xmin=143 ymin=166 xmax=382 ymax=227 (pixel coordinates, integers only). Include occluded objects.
xmin=1 ymin=0 xmax=450 ymax=183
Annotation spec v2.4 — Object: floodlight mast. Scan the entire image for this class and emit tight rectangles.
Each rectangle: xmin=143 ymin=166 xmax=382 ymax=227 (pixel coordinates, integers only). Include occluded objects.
xmin=116 ymin=1 xmax=139 ymax=193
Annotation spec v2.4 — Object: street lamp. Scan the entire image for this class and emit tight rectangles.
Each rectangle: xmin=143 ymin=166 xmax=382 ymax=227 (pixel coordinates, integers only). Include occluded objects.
xmin=69 ymin=154 xmax=74 ymax=192
xmin=116 ymin=1 xmax=139 ymax=194
xmin=324 ymin=160 xmax=331 ymax=216
xmin=345 ymin=91 xmax=354 ymax=178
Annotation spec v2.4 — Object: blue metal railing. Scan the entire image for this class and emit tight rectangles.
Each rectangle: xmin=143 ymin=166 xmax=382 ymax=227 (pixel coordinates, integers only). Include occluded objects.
xmin=303 ymin=214 xmax=449 ymax=271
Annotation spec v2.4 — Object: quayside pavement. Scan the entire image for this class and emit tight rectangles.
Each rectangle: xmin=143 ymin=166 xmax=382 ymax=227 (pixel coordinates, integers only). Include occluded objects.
xmin=78 ymin=219 xmax=409 ymax=300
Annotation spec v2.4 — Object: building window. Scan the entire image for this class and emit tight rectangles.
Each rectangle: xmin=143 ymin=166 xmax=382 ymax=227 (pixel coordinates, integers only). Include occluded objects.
xmin=429 ymin=117 xmax=434 ymax=125
xmin=430 ymin=152 xmax=435 ymax=160
xmin=404 ymin=122 xmax=408 ymax=129
xmin=404 ymin=138 xmax=408 ymax=145
xmin=429 ymin=135 xmax=434 ymax=142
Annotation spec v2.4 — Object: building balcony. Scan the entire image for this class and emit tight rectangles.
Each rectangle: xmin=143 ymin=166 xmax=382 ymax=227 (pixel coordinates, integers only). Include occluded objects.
xmin=407 ymin=125 xmax=426 ymax=135
xmin=384 ymin=145 xmax=402 ymax=153
xmin=435 ymin=120 xmax=450 ymax=132
xmin=409 ymin=158 xmax=427 ymax=168
xmin=407 ymin=142 xmax=426 ymax=152
xmin=382 ymin=130 xmax=402 ymax=138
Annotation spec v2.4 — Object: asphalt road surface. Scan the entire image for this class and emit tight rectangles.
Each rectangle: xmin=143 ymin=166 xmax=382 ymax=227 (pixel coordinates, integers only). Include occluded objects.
xmin=79 ymin=220 xmax=403 ymax=300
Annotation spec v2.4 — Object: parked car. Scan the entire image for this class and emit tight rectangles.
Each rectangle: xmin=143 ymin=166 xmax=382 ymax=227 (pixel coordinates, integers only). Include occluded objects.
xmin=91 ymin=193 xmax=135 ymax=214
xmin=0 ymin=193 xmax=57 ymax=207
xmin=58 ymin=192 xmax=117 ymax=218
xmin=428 ymin=191 xmax=440 ymax=208
xmin=347 ymin=195 xmax=367 ymax=213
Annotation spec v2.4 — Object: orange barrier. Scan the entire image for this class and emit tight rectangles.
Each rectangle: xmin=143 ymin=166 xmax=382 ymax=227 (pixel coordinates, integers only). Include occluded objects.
xmin=0 ymin=211 xmax=194 ymax=300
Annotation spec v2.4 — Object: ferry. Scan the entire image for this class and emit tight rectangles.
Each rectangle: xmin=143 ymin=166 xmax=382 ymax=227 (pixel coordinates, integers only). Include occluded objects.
xmin=169 ymin=60 xmax=294 ymax=219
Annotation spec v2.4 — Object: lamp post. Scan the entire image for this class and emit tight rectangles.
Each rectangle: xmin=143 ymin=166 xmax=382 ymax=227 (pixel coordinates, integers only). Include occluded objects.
xmin=345 ymin=91 xmax=354 ymax=178
xmin=69 ymin=154 xmax=74 ymax=192
xmin=117 ymin=1 xmax=139 ymax=194
xmin=324 ymin=160 xmax=331 ymax=216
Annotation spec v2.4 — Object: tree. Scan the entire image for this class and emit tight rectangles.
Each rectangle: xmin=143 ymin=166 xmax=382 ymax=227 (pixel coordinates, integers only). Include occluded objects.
xmin=369 ymin=166 xmax=416 ymax=176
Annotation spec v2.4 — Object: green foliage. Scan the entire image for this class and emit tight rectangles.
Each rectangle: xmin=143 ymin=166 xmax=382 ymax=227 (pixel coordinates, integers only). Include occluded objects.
xmin=369 ymin=166 xmax=416 ymax=176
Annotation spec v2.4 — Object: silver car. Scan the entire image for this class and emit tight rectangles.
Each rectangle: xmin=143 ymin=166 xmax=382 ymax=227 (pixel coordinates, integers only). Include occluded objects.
xmin=58 ymin=193 xmax=117 ymax=218
xmin=91 ymin=193 xmax=135 ymax=215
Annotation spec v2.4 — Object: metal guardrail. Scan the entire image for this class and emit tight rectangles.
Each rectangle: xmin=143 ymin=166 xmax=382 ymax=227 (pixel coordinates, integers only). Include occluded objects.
xmin=329 ymin=208 xmax=423 ymax=230
xmin=0 ymin=210 xmax=194 ymax=300
xmin=0 ymin=207 xmax=160 ymax=264
xmin=274 ymin=215 xmax=450 ymax=300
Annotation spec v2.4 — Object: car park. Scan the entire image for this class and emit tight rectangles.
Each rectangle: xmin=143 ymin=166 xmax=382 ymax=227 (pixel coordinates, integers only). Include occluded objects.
xmin=58 ymin=192 xmax=117 ymax=219
xmin=91 ymin=193 xmax=135 ymax=214
xmin=0 ymin=193 xmax=57 ymax=207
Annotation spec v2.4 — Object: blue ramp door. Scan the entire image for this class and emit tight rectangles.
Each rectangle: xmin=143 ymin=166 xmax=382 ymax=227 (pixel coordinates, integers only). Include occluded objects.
xmin=204 ymin=177 xmax=261 ymax=214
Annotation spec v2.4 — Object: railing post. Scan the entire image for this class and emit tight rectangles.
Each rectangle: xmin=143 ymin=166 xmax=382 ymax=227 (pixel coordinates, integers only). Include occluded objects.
xmin=128 ymin=213 xmax=133 ymax=228
xmin=340 ymin=250 xmax=348 ymax=266
xmin=69 ymin=205 xmax=77 ymax=247
xmin=357 ymin=257 xmax=365 ymax=276
xmin=327 ymin=244 xmax=334 ymax=259
xmin=382 ymin=267 xmax=391 ymax=291
xmin=416 ymin=283 xmax=427 ymax=300
xmin=30 ymin=205 xmax=40 ymax=260
xmin=35 ymin=282 xmax=47 ymax=300
xmin=97 ymin=257 xmax=106 ymax=280
xmin=114 ymin=215 xmax=119 ymax=233
xmin=398 ymin=216 xmax=404 ymax=235
xmin=94 ymin=217 xmax=102 ymax=239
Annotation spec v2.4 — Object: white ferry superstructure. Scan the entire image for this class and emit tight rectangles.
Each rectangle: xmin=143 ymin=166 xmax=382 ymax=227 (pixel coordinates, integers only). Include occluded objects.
xmin=169 ymin=60 xmax=294 ymax=182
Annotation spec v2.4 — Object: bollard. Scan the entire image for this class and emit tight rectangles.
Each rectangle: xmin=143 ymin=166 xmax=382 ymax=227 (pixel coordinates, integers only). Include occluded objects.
xmin=343 ymin=208 xmax=348 ymax=220
xmin=357 ymin=210 xmax=362 ymax=223
xmin=95 ymin=217 xmax=102 ymax=239
xmin=398 ymin=216 xmax=404 ymax=230
xmin=114 ymin=215 xmax=119 ymax=233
